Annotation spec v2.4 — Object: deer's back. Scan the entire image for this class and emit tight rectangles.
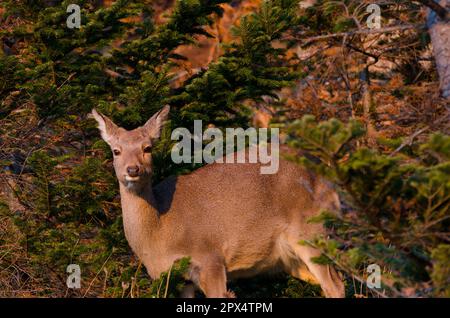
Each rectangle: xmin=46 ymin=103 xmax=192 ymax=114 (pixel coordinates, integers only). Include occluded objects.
xmin=153 ymin=156 xmax=338 ymax=276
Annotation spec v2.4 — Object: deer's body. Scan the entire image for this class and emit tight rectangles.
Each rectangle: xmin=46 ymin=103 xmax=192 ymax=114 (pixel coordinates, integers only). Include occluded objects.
xmin=92 ymin=106 xmax=345 ymax=298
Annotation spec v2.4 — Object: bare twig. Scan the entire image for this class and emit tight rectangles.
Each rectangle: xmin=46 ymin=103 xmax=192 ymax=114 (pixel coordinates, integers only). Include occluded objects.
xmin=417 ymin=0 xmax=449 ymax=20
xmin=290 ymin=24 xmax=426 ymax=45
xmin=390 ymin=127 xmax=429 ymax=156
xmin=83 ymin=251 xmax=113 ymax=298
xmin=163 ymin=263 xmax=173 ymax=298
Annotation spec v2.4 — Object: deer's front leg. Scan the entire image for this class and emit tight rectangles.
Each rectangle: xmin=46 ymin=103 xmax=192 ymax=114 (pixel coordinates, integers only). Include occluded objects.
xmin=192 ymin=258 xmax=233 ymax=298
xmin=180 ymin=283 xmax=196 ymax=298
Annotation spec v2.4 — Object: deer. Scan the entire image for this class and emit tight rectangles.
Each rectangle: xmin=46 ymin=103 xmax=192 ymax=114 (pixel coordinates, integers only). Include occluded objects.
xmin=91 ymin=105 xmax=345 ymax=298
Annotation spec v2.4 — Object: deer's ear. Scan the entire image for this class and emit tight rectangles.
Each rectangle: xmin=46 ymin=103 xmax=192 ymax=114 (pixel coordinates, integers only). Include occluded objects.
xmin=143 ymin=105 xmax=170 ymax=140
xmin=91 ymin=109 xmax=119 ymax=145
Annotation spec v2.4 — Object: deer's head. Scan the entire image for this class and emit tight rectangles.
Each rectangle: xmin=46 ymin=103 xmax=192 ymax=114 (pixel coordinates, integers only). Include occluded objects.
xmin=92 ymin=105 xmax=170 ymax=191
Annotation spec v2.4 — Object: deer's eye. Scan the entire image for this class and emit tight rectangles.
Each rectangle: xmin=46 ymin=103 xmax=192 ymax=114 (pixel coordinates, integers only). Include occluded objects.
xmin=113 ymin=149 xmax=121 ymax=156
xmin=143 ymin=145 xmax=152 ymax=153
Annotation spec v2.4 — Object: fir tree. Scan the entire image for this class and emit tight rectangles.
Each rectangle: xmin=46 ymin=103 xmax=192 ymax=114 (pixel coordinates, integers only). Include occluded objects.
xmin=0 ymin=0 xmax=306 ymax=297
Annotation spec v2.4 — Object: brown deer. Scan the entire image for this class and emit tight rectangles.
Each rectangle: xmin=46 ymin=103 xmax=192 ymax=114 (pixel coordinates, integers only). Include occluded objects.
xmin=91 ymin=106 xmax=345 ymax=298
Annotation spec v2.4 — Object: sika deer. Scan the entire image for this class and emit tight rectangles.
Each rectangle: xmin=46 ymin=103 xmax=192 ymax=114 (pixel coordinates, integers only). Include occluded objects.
xmin=91 ymin=106 xmax=345 ymax=298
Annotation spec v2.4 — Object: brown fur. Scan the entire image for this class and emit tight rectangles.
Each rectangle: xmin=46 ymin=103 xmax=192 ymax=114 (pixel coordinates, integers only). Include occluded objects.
xmin=91 ymin=106 xmax=345 ymax=298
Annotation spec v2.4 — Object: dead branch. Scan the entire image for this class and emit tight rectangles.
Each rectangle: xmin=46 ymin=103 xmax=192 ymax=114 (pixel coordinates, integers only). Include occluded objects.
xmin=417 ymin=0 xmax=449 ymax=20
xmin=290 ymin=24 xmax=426 ymax=45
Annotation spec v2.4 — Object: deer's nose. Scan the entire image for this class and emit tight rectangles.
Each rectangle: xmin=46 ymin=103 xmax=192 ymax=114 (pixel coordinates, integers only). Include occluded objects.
xmin=127 ymin=165 xmax=140 ymax=177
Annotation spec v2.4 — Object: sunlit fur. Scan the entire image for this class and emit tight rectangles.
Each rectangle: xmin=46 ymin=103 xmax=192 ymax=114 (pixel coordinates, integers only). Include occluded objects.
xmin=92 ymin=106 xmax=345 ymax=298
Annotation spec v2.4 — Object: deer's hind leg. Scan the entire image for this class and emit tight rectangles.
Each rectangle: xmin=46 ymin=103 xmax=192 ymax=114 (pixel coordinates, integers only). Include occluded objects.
xmin=284 ymin=258 xmax=320 ymax=286
xmin=291 ymin=244 xmax=345 ymax=298
xmin=190 ymin=258 xmax=234 ymax=298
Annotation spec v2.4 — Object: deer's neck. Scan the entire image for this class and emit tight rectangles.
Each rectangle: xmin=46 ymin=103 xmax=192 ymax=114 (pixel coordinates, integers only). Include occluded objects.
xmin=119 ymin=182 xmax=161 ymax=260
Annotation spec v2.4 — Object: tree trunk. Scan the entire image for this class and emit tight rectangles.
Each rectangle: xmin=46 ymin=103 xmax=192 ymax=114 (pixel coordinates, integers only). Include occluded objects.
xmin=426 ymin=0 xmax=450 ymax=99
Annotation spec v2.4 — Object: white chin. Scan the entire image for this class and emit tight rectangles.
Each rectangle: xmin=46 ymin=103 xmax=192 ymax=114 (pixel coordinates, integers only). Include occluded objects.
xmin=125 ymin=176 xmax=140 ymax=182
xmin=124 ymin=176 xmax=141 ymax=190
xmin=125 ymin=181 xmax=141 ymax=191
